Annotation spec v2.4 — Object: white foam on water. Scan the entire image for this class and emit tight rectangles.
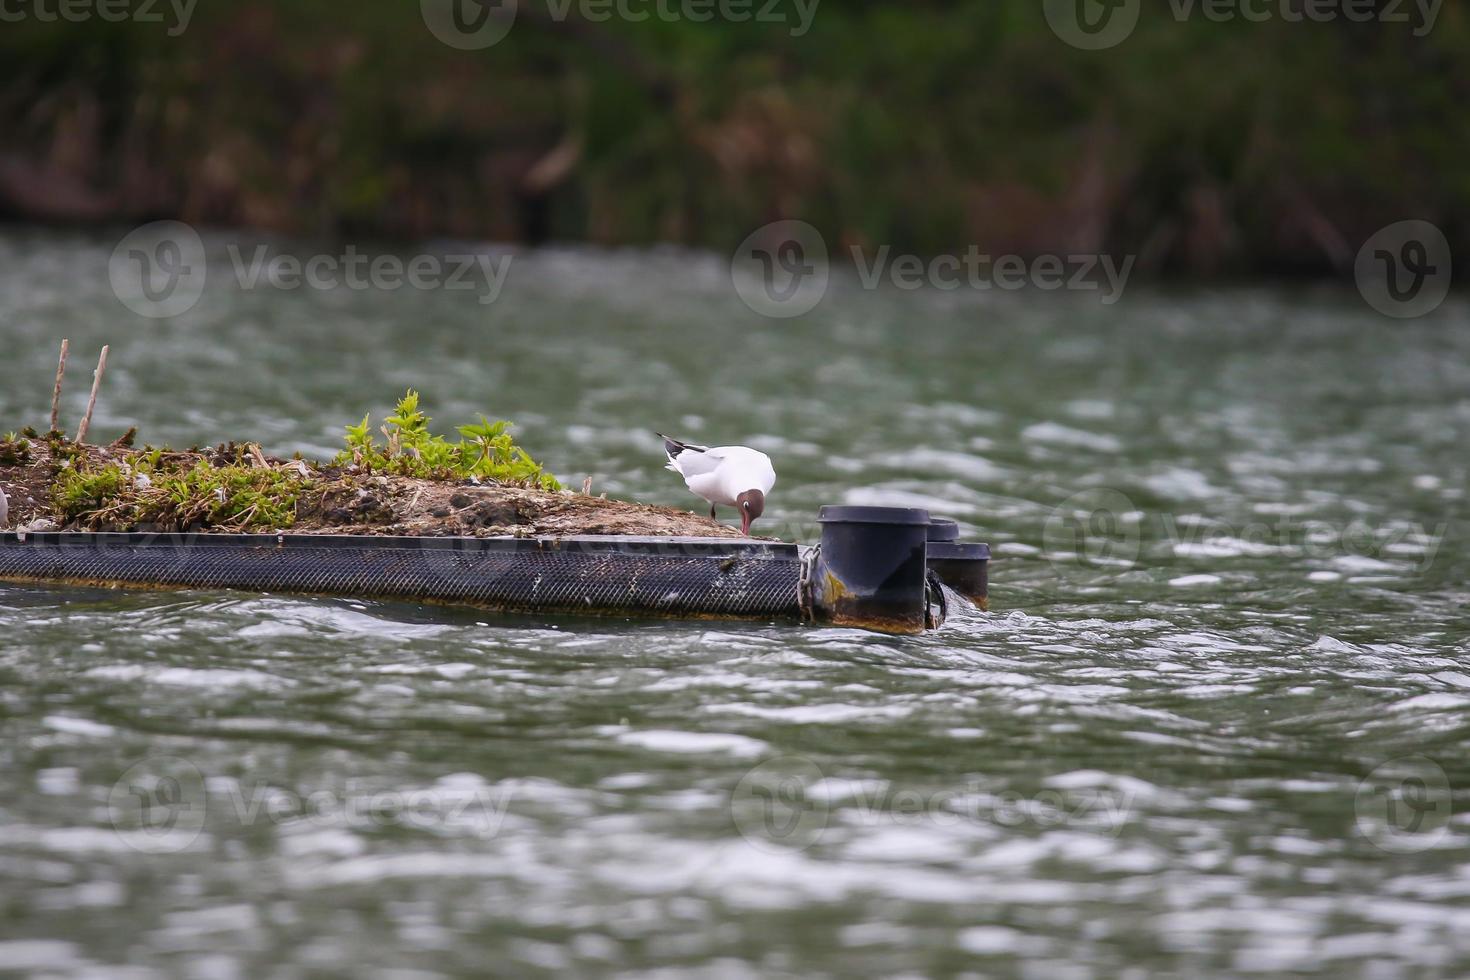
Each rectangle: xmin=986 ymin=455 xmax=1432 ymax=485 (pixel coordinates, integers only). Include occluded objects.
xmin=842 ymin=486 xmax=978 ymax=515
xmin=705 ymin=703 xmax=912 ymax=724
xmin=362 ymin=662 xmax=478 ymax=678
xmin=1331 ymin=555 xmax=1401 ymax=574
xmin=1065 ymin=399 xmax=1116 ymax=420
xmin=0 ymin=940 xmax=82 ymax=970
xmin=42 ymin=715 xmax=116 ymax=738
xmin=1169 ymin=574 xmax=1223 ymax=587
xmin=614 ymin=730 xmax=768 ymax=759
xmin=82 ymin=665 xmax=291 ymax=690
xmin=1172 ymin=537 xmax=1285 ymax=558
xmin=36 ymin=767 xmax=80 ymax=795
xmin=1144 ymin=467 xmax=1222 ymax=500
xmin=1388 ymin=693 xmax=1470 ymax=713
xmin=887 ymin=447 xmax=1007 ymax=482
xmin=1022 ymin=422 xmax=1123 ymax=453
xmin=958 ymin=926 xmax=1040 ymax=955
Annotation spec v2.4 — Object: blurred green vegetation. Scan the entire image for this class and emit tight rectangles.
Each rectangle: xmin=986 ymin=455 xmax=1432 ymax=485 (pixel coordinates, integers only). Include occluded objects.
xmin=0 ymin=0 xmax=1465 ymax=276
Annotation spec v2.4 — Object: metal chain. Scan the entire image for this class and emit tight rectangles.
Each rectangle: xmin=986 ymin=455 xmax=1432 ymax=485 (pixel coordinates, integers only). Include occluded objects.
xmin=924 ymin=570 xmax=949 ymax=630
xmin=797 ymin=543 xmax=820 ymax=622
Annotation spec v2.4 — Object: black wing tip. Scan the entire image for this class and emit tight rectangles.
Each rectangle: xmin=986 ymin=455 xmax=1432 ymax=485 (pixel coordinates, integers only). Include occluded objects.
xmin=657 ymin=432 xmax=706 ymax=457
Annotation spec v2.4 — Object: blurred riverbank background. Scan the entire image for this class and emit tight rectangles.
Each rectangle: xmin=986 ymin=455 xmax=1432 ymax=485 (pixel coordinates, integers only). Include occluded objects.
xmin=1 ymin=0 xmax=1465 ymax=279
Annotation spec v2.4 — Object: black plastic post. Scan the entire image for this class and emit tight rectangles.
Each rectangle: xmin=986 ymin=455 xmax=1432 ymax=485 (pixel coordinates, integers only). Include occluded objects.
xmin=926 ymin=518 xmax=959 ymax=543
xmin=926 ymin=541 xmax=990 ymax=609
xmin=814 ymin=506 xmax=932 ymax=634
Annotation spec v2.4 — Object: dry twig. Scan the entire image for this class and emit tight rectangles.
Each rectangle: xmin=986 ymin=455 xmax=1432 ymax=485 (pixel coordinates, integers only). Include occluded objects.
xmin=75 ymin=345 xmax=109 ymax=444
xmin=50 ymin=339 xmax=69 ymax=433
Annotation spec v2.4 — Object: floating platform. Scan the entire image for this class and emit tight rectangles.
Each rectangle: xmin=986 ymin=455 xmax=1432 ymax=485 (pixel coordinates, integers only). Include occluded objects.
xmin=0 ymin=507 xmax=989 ymax=634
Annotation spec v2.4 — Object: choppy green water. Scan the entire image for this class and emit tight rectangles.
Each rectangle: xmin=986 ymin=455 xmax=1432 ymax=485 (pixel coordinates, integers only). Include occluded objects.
xmin=1 ymin=228 xmax=1468 ymax=977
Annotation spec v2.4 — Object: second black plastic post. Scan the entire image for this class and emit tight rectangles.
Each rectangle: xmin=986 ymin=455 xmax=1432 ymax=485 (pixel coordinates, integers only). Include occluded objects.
xmin=814 ymin=506 xmax=932 ymax=634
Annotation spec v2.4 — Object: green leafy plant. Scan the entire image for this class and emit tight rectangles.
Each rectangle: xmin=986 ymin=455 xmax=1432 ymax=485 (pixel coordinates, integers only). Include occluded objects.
xmin=51 ymin=451 xmax=307 ymax=531
xmin=52 ymin=463 xmax=125 ymax=517
xmin=152 ymin=462 xmax=304 ymax=529
xmin=37 ymin=391 xmax=559 ymax=531
xmin=0 ymin=432 xmax=31 ymax=466
xmin=333 ymin=390 xmax=561 ymax=490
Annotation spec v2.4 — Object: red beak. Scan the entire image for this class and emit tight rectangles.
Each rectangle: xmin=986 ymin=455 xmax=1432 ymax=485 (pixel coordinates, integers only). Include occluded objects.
xmin=740 ymin=512 xmax=752 ymax=535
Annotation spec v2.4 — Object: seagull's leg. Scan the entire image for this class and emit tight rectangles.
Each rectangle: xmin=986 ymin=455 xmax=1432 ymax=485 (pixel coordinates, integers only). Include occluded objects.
xmin=710 ymin=504 xmax=718 ymax=520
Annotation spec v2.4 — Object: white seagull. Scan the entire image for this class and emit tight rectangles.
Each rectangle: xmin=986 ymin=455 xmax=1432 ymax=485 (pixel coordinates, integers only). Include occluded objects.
xmin=659 ymin=433 xmax=775 ymax=535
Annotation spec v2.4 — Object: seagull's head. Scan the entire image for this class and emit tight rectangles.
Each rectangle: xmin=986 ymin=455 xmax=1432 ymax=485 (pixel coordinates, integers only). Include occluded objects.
xmin=736 ymin=489 xmax=765 ymax=535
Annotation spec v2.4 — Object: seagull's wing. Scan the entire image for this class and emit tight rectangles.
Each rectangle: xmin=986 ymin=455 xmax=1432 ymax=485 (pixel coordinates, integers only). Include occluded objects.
xmin=658 ymin=433 xmax=723 ymax=477
xmin=659 ymin=433 xmax=707 ymax=458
